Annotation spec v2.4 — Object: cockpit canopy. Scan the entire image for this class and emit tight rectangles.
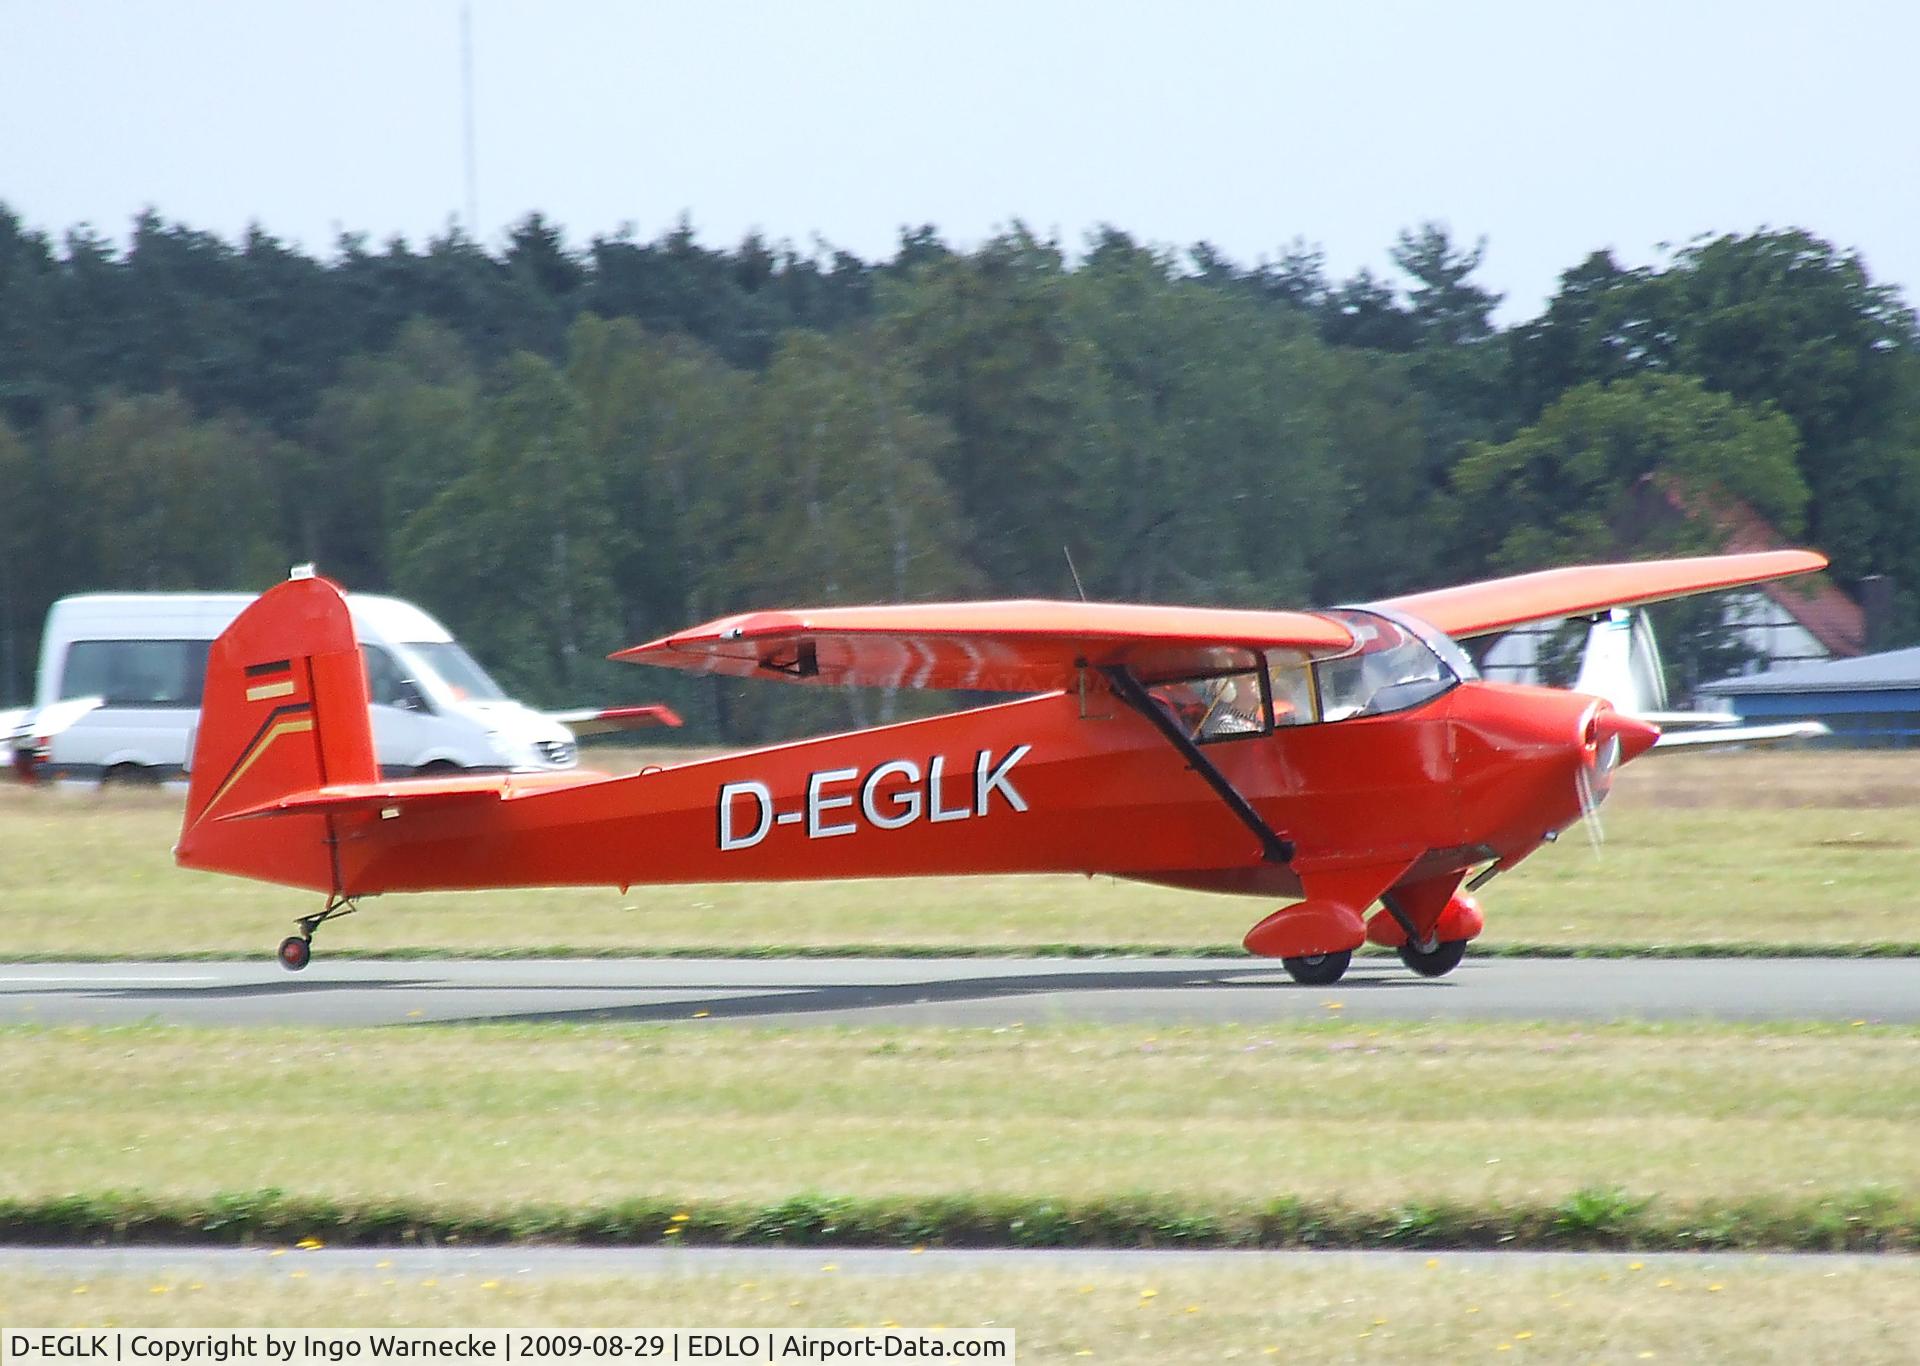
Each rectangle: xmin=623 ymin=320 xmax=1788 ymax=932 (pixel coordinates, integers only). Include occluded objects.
xmin=1145 ymin=607 xmax=1472 ymax=743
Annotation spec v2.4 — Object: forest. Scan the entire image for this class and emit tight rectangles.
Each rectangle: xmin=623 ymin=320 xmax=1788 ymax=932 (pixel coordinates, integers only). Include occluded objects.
xmin=1 ymin=203 xmax=1915 ymax=740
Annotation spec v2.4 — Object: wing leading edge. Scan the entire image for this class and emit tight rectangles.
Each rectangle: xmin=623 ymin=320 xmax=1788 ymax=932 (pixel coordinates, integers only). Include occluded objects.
xmin=1378 ymin=550 xmax=1828 ymax=640
xmin=614 ymin=599 xmax=1355 ymax=692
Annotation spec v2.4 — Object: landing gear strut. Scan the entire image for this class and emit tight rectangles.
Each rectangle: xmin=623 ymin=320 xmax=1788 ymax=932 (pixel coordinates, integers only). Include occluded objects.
xmin=275 ymin=897 xmax=358 ymax=971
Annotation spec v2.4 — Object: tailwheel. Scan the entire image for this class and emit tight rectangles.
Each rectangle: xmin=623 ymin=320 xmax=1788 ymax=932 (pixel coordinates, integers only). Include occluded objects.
xmin=1397 ymin=937 xmax=1469 ymax=978
xmin=1281 ymin=950 xmax=1352 ymax=986
xmin=274 ymin=896 xmax=359 ymax=970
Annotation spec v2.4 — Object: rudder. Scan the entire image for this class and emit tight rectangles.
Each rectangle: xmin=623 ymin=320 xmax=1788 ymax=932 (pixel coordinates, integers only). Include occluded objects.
xmin=176 ymin=572 xmax=377 ymax=892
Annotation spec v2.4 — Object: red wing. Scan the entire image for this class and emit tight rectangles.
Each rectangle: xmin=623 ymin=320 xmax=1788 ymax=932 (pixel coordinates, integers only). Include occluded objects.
xmin=613 ymin=599 xmax=1355 ymax=692
xmin=1378 ymin=551 xmax=1828 ymax=639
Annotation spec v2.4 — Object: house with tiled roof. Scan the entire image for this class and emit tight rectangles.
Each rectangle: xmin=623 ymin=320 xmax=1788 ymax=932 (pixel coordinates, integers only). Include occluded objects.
xmin=1649 ymin=475 xmax=1867 ymax=666
xmin=1477 ymin=475 xmax=1873 ymax=699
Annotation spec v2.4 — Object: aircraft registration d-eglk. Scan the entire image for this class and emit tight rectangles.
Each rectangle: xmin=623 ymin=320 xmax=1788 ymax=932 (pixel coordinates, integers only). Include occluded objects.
xmin=175 ymin=551 xmax=1824 ymax=983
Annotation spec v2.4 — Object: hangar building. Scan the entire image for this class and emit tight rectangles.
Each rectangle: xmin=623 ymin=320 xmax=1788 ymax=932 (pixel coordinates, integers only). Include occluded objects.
xmin=1700 ymin=647 xmax=1920 ymax=747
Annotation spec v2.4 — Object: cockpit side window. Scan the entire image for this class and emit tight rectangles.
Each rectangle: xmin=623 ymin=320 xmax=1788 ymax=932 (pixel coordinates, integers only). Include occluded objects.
xmin=1147 ymin=669 xmax=1271 ymax=744
xmin=1267 ymin=650 xmax=1319 ymax=727
xmin=1138 ymin=615 xmax=1455 ymax=740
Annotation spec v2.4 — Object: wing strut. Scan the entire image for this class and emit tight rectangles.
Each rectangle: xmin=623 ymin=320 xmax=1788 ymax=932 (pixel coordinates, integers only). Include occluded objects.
xmin=1101 ymin=666 xmax=1294 ymax=864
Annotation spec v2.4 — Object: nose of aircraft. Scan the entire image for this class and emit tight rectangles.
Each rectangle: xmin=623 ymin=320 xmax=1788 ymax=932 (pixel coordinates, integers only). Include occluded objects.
xmin=1445 ymin=683 xmax=1664 ymax=865
xmin=1576 ymin=703 xmax=1660 ymax=809
xmin=1596 ymin=707 xmax=1661 ymax=767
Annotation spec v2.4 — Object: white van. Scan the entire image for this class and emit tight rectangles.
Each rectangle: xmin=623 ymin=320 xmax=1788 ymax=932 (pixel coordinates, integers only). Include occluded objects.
xmin=20 ymin=592 xmax=582 ymax=782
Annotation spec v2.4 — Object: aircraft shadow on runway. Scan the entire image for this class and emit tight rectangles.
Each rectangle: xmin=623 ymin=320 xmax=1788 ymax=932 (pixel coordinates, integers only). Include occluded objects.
xmin=432 ymin=960 xmax=1441 ymax=1028
xmin=0 ymin=978 xmax=442 ymax=1001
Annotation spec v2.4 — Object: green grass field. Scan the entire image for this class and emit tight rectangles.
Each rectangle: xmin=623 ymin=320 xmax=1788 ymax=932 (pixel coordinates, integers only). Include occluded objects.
xmin=3 ymin=1021 xmax=1913 ymax=1213
xmin=5 ymin=749 xmax=1919 ymax=955
xmin=6 ymin=1259 xmax=1918 ymax=1362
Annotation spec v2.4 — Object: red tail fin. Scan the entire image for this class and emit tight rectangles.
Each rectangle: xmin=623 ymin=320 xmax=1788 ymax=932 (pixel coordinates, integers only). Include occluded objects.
xmin=176 ymin=573 xmax=377 ymax=892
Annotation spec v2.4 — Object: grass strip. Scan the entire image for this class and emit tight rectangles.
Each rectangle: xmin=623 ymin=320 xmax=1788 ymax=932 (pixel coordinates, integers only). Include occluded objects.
xmin=4 ymin=941 xmax=1920 ymax=962
xmin=4 ymin=1188 xmax=1916 ymax=1252
xmin=10 ymin=1022 xmax=1912 ymax=1209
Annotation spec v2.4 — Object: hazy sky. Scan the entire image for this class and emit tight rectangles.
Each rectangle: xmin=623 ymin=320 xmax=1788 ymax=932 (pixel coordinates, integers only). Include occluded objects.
xmin=5 ymin=1 xmax=1916 ymax=322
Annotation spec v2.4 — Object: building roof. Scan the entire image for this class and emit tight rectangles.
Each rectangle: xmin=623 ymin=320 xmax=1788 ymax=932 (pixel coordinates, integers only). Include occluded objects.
xmin=1702 ymin=645 xmax=1920 ymax=696
xmin=1648 ymin=477 xmax=1865 ymax=657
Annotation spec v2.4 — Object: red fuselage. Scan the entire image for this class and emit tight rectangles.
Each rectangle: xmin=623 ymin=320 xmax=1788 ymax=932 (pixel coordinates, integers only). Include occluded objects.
xmin=288 ymin=676 xmax=1652 ymax=902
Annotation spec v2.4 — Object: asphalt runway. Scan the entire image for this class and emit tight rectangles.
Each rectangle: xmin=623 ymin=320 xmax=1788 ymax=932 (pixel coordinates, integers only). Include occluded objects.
xmin=0 ymin=955 xmax=1913 ymax=1027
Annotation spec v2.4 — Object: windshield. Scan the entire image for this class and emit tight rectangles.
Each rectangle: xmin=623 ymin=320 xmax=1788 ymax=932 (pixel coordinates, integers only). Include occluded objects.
xmin=1365 ymin=603 xmax=1480 ymax=682
xmin=404 ymin=641 xmax=507 ymax=702
xmin=1313 ymin=609 xmax=1459 ymax=721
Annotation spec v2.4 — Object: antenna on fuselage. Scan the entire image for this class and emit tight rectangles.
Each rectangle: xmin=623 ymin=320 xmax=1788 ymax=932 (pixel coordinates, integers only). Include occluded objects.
xmin=1064 ymin=546 xmax=1088 ymax=602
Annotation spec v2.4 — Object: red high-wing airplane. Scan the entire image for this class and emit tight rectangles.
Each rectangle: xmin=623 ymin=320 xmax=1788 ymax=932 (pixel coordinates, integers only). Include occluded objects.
xmin=175 ymin=551 xmax=1825 ymax=982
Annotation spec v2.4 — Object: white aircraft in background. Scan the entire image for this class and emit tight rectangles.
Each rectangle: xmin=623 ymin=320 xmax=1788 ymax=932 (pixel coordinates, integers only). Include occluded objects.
xmin=1573 ymin=609 xmax=1827 ymax=749
xmin=2 ymin=696 xmax=102 ymax=779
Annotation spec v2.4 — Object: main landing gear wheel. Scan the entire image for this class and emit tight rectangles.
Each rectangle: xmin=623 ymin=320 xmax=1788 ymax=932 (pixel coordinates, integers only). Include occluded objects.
xmin=277 ymin=935 xmax=312 ymax=972
xmin=1281 ymin=949 xmax=1352 ymax=986
xmin=1397 ymin=937 xmax=1469 ymax=978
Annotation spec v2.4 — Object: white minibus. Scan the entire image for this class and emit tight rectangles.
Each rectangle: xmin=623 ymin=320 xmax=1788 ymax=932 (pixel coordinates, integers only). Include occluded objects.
xmin=15 ymin=591 xmax=582 ymax=782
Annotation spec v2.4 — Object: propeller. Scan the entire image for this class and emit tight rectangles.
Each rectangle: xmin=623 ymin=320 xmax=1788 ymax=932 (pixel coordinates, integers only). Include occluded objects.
xmin=1574 ymin=731 xmax=1620 ymax=854
xmin=1573 ymin=705 xmax=1653 ymax=855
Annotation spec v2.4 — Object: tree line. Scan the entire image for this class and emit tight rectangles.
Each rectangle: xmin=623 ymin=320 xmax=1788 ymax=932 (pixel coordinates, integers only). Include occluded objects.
xmin=1 ymin=204 xmax=1915 ymax=739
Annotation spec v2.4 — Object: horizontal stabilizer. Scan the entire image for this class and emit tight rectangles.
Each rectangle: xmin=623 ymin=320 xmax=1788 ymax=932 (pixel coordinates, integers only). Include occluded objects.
xmin=1651 ymin=720 xmax=1830 ymax=750
xmin=615 ymin=599 xmax=1355 ymax=692
xmin=548 ymin=703 xmax=684 ymax=736
xmin=215 ymin=769 xmax=602 ymax=822
xmin=1640 ymin=710 xmax=1741 ymax=729
xmin=1380 ymin=551 xmax=1828 ymax=639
